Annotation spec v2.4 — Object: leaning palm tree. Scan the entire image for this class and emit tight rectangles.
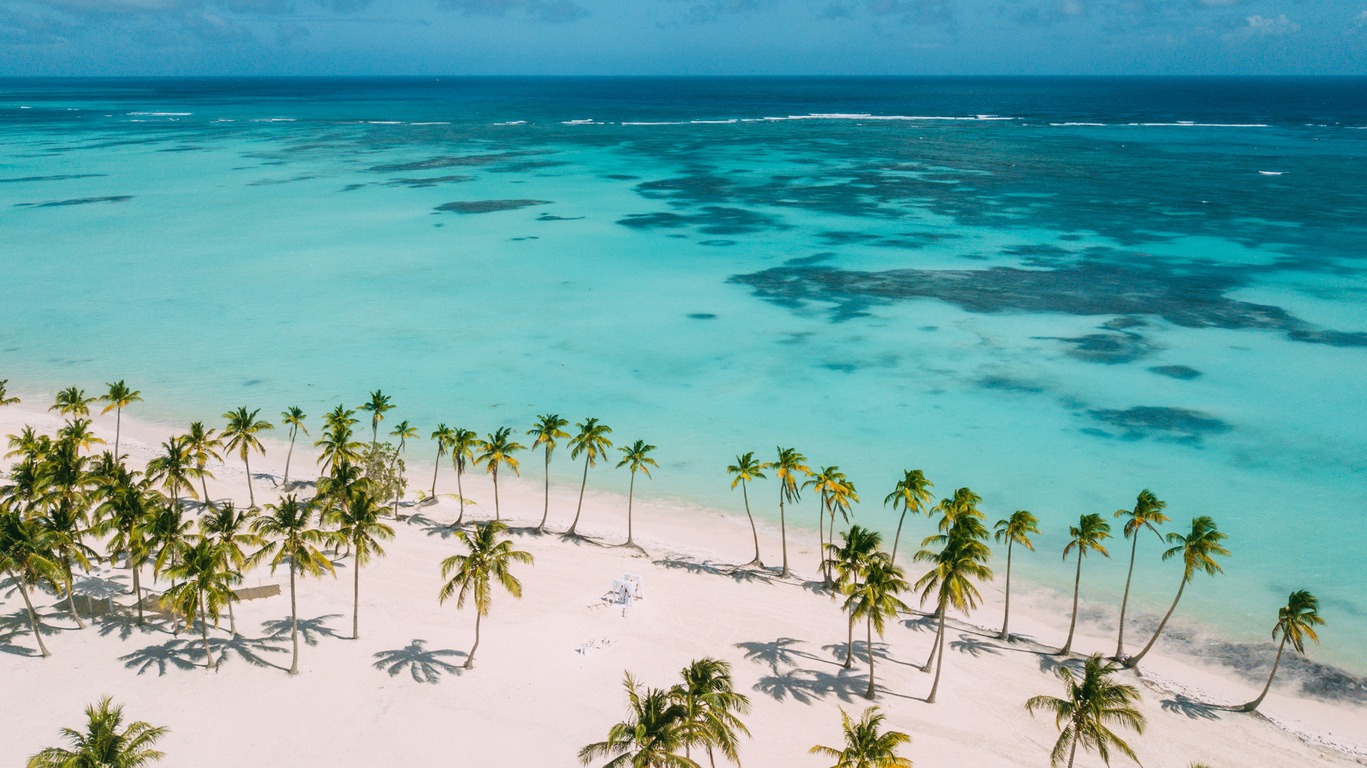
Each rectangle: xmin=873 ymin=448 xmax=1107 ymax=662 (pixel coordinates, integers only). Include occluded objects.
xmin=279 ymin=406 xmax=308 ymax=486
xmin=252 ymin=495 xmax=334 ymax=674
xmin=566 ymin=418 xmax=613 ymax=537
xmin=726 ymin=452 xmax=768 ymax=567
xmin=438 ymin=520 xmax=533 ymax=669
xmin=0 ymin=379 xmax=19 ymax=406
xmin=807 ymin=466 xmax=845 ymax=583
xmin=449 ymin=428 xmax=480 ymax=525
xmin=1112 ymin=490 xmax=1168 ymax=660
xmin=1026 ymin=654 xmax=1145 ymax=768
xmin=390 ymin=420 xmax=418 ymax=455
xmin=885 ymin=469 xmax=934 ymax=561
xmin=1125 ymin=516 xmax=1230 ymax=669
xmin=914 ymin=514 xmax=993 ymax=702
xmin=38 ymin=505 xmax=97 ymax=629
xmin=850 ymin=552 xmax=910 ymax=699
xmin=0 ymin=510 xmax=61 ymax=657
xmin=993 ymin=510 xmax=1040 ymax=641
xmin=672 ymin=658 xmax=751 ymax=768
xmin=163 ymin=537 xmax=241 ymax=670
xmin=476 ymin=427 xmax=525 ymax=522
xmin=809 ymin=706 xmax=913 ymax=768
xmin=617 ymin=440 xmax=658 ymax=549
xmin=527 ymin=413 xmax=570 ymax=532
xmin=199 ymin=502 xmax=260 ymax=634
xmin=27 ymin=697 xmax=167 ymax=768
xmin=386 ymin=420 xmax=419 ymax=516
xmin=328 ymin=486 xmax=394 ymax=640
xmin=826 ymin=525 xmax=883 ymax=669
xmin=429 ymin=423 xmax=455 ymax=500
xmin=50 ymin=386 xmax=96 ymax=419
xmin=772 ymin=447 xmax=810 ymax=579
xmin=579 ymin=673 xmax=698 ymax=768
xmin=99 ymin=380 xmax=142 ymax=458
xmin=184 ymin=421 xmax=221 ymax=505
xmin=360 ymin=389 xmax=393 ymax=445
xmin=1060 ymin=513 xmax=1111 ymax=656
xmin=1241 ymin=590 xmax=1325 ymax=712
xmin=221 ymin=407 xmax=273 ymax=508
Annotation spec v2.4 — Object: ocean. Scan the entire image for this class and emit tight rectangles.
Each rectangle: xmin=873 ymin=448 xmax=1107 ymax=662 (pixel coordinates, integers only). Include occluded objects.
xmin=1 ymin=76 xmax=1365 ymax=672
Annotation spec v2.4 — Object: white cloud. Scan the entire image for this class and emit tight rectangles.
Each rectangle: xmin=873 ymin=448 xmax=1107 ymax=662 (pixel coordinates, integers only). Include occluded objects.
xmin=1356 ymin=9 xmax=1367 ymax=27
xmin=1235 ymin=13 xmax=1298 ymax=38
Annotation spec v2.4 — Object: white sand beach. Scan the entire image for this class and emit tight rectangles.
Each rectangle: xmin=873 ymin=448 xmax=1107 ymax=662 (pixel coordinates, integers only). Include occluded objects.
xmin=2 ymin=399 xmax=1364 ymax=767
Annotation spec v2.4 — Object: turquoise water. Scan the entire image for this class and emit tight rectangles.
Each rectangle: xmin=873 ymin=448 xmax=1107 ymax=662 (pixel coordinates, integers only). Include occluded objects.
xmin=2 ymin=77 xmax=1366 ymax=673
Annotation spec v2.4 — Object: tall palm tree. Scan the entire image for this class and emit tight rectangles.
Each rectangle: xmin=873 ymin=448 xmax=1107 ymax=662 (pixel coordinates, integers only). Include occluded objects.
xmin=328 ymin=486 xmax=393 ymax=640
xmin=672 ymin=658 xmax=751 ymax=768
xmin=360 ymin=389 xmax=393 ymax=445
xmin=617 ymin=439 xmax=658 ymax=549
xmin=26 ymin=697 xmax=167 ymax=768
xmin=57 ymin=418 xmax=105 ymax=454
xmin=386 ymin=420 xmax=419 ymax=516
xmin=279 ymin=407 xmax=308 ymax=486
xmin=438 ymin=520 xmax=533 ymax=669
xmin=993 ymin=510 xmax=1040 ymax=641
xmin=199 ymin=502 xmax=260 ymax=634
xmin=38 ymin=504 xmax=97 ymax=629
xmin=99 ymin=381 xmax=142 ymax=458
xmin=184 ymin=421 xmax=221 ymax=506
xmin=808 ymin=706 xmax=913 ymax=768
xmin=885 ymin=469 xmax=934 ymax=561
xmin=726 ymin=452 xmax=768 ymax=567
xmin=92 ymin=468 xmax=155 ymax=625
xmin=0 ymin=510 xmax=61 ymax=657
xmin=146 ymin=436 xmax=198 ymax=509
xmin=449 ymin=428 xmax=480 ymax=525
xmin=1112 ymin=490 xmax=1169 ymax=660
xmin=1026 ymin=654 xmax=1145 ymax=768
xmin=163 ymin=537 xmax=241 ymax=670
xmin=0 ymin=379 xmax=19 ymax=406
xmin=50 ymin=386 xmax=96 ymax=419
xmin=772 ymin=447 xmax=810 ymax=579
xmin=1060 ymin=513 xmax=1111 ymax=656
xmin=316 ymin=404 xmax=361 ymax=475
xmin=914 ymin=514 xmax=993 ymax=702
xmin=567 ymin=418 xmax=613 ymax=537
xmin=807 ymin=466 xmax=845 ymax=584
xmin=1125 ymin=516 xmax=1229 ymax=669
xmin=826 ymin=525 xmax=883 ymax=669
xmin=252 ymin=495 xmax=334 ymax=675
xmin=527 ymin=413 xmax=570 ymax=532
xmin=145 ymin=502 xmax=192 ymax=598
xmin=222 ymin=407 xmax=273 ymax=508
xmin=1241 ymin=590 xmax=1325 ymax=712
xmin=477 ymin=427 xmax=524 ymax=522
xmin=429 ymin=423 xmax=455 ymax=500
xmin=579 ymin=673 xmax=698 ymax=768
xmin=850 ymin=553 xmax=910 ymax=699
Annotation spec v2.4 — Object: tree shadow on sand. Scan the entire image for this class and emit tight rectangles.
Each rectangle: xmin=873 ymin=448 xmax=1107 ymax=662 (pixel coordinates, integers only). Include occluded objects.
xmin=372 ymin=640 xmax=466 ymax=683
xmin=0 ymin=608 xmax=61 ymax=656
xmin=948 ymin=634 xmax=1006 ymax=660
xmin=95 ymin=610 xmax=169 ymax=641
xmin=1161 ymin=694 xmax=1225 ymax=721
xmin=736 ymin=637 xmax=831 ymax=673
xmin=821 ymin=639 xmax=922 ymax=669
xmin=212 ymin=632 xmax=291 ymax=671
xmin=653 ymin=556 xmax=775 ymax=585
xmin=120 ymin=637 xmax=203 ymax=675
xmin=262 ymin=614 xmax=343 ymax=647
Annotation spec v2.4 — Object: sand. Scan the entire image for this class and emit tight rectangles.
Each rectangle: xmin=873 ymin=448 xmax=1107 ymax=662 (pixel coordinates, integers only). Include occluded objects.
xmin=2 ymin=399 xmax=1363 ymax=767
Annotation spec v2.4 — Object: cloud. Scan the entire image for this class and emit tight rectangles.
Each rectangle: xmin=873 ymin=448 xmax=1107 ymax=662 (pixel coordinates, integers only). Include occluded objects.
xmin=1357 ymin=9 xmax=1367 ymax=26
xmin=821 ymin=0 xmax=954 ymax=25
xmin=1233 ymin=12 xmax=1298 ymax=38
xmin=436 ymin=0 xmax=588 ymax=22
xmin=274 ymin=20 xmax=309 ymax=42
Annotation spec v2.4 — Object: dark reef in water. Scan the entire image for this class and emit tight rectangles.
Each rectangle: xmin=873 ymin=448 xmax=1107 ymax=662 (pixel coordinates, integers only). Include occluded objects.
xmin=1048 ymin=332 xmax=1155 ymax=364
xmin=1087 ymin=406 xmax=1232 ymax=443
xmin=1149 ymin=365 xmax=1202 ymax=380
xmin=436 ymin=200 xmax=551 ymax=214
xmin=0 ymin=173 xmax=107 ymax=184
xmin=385 ymin=175 xmax=475 ymax=188
xmin=537 ymin=213 xmax=584 ymax=221
xmin=618 ymin=206 xmax=790 ymax=235
xmin=370 ymin=151 xmax=550 ymax=173
xmin=15 ymin=195 xmax=133 ymax=208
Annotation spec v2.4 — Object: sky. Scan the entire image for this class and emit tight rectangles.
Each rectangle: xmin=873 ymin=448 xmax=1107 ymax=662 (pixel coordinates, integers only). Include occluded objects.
xmin=0 ymin=0 xmax=1365 ymax=76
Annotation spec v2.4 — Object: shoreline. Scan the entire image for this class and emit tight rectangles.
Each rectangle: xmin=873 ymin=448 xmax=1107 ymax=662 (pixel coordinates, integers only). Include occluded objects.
xmin=2 ymin=395 xmax=1364 ymax=764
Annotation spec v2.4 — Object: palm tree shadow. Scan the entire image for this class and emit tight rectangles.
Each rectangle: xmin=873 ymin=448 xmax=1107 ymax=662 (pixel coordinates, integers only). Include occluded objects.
xmin=119 ymin=637 xmax=201 ymax=675
xmin=799 ymin=579 xmax=832 ymax=595
xmin=213 ymin=632 xmax=290 ymax=671
xmin=262 ymin=614 xmax=343 ymax=647
xmin=1160 ymin=694 xmax=1225 ymax=721
xmin=948 ymin=634 xmax=1005 ymax=659
xmin=74 ymin=573 xmax=129 ymax=600
xmin=372 ymin=639 xmax=466 ymax=683
xmin=754 ymin=667 xmax=867 ymax=704
xmin=901 ymin=614 xmax=939 ymax=635
xmin=0 ymin=608 xmax=60 ymax=644
xmin=1038 ymin=653 xmax=1085 ymax=676
xmin=559 ymin=531 xmax=608 ymax=548
xmin=95 ymin=610 xmax=167 ymax=641
xmin=821 ymin=640 xmax=919 ymax=669
xmin=653 ymin=556 xmax=774 ymax=585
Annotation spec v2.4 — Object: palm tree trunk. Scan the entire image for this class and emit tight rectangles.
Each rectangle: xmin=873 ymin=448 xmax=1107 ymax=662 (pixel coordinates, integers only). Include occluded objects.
xmin=864 ymin=616 xmax=877 ymax=699
xmin=465 ymin=611 xmax=481 ymax=669
xmin=244 ymin=453 xmax=255 ymax=507
xmin=1241 ymin=635 xmax=1288 ymax=712
xmin=825 ymin=510 xmax=837 ymax=587
xmin=8 ymin=569 xmax=50 ymax=658
xmin=114 ymin=406 xmax=122 ymax=457
xmin=538 ymin=448 xmax=551 ymax=532
xmin=778 ymin=493 xmax=790 ymax=579
xmin=625 ymin=471 xmax=635 ymax=546
xmin=455 ymin=463 xmax=465 ymax=525
xmin=200 ymin=595 xmax=213 ymax=670
xmin=227 ymin=595 xmax=236 ymax=635
xmin=431 ymin=449 xmax=441 ymax=498
xmin=926 ymin=609 xmax=948 ymax=703
xmin=352 ymin=547 xmax=361 ymax=640
xmin=890 ymin=509 xmax=907 ymax=561
xmin=1114 ymin=534 xmax=1140 ymax=660
xmin=288 ymin=566 xmax=299 ymax=675
xmin=999 ymin=539 xmax=1014 ymax=641
xmin=64 ymin=571 xmax=86 ymax=629
xmin=844 ymin=611 xmax=856 ymax=669
xmin=284 ymin=429 xmax=296 ymax=486
xmin=1060 ymin=551 xmax=1084 ymax=655
xmin=568 ymin=456 xmax=590 ymax=535
xmin=815 ymin=491 xmax=826 ymax=582
xmin=132 ymin=561 xmax=144 ymax=626
xmin=199 ymin=463 xmax=211 ymax=508
xmin=1067 ymin=722 xmax=1080 ymax=768
xmin=742 ymin=482 xmax=762 ymax=567
xmin=1126 ymin=576 xmax=1189 ymax=669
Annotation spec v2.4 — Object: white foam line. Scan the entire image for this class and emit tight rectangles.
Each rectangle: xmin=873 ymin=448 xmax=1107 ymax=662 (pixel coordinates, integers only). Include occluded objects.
xmin=1131 ymin=122 xmax=1269 ymax=128
xmin=1258 ymin=171 xmax=1284 ymax=176
xmin=493 ymin=120 xmax=527 ymax=126
xmin=1050 ymin=122 xmax=1107 ymax=127
xmin=251 ymin=118 xmax=296 ymax=123
xmin=411 ymin=121 xmax=450 ymax=125
xmin=562 ymin=119 xmax=602 ymax=125
xmin=621 ymin=121 xmax=688 ymax=126
xmin=128 ymin=112 xmax=191 ymax=116
xmin=364 ymin=121 xmax=403 ymax=125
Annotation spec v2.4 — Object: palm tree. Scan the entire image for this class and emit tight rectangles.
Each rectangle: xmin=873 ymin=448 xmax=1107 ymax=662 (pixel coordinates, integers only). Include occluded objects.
xmin=184 ymin=421 xmax=221 ymax=506
xmin=449 ymin=428 xmax=480 ymax=525
xmin=50 ymin=386 xmax=96 ymax=419
xmin=38 ymin=505 xmax=97 ymax=629
xmin=0 ymin=379 xmax=19 ymax=406
xmin=617 ymin=439 xmax=658 ymax=549
xmin=58 ymin=417 xmax=105 ymax=454
xmin=386 ymin=420 xmax=419 ymax=516
xmin=672 ymin=658 xmax=751 ymax=768
xmin=0 ymin=510 xmax=61 ymax=657
xmin=438 ymin=520 xmax=533 ymax=669
xmin=527 ymin=413 xmax=570 ymax=532
xmin=808 ymin=706 xmax=913 ymax=768
xmin=144 ymin=503 xmax=192 ymax=598
xmin=1241 ymin=590 xmax=1325 ymax=712
xmin=163 ymin=537 xmax=240 ymax=670
xmin=252 ymin=495 xmax=334 ymax=674
xmin=1060 ymin=513 xmax=1111 ymax=656
xmin=27 ymin=697 xmax=167 ymax=768
xmin=222 ymin=407 xmax=273 ymax=508
xmin=726 ymin=453 xmax=768 ymax=567
xmin=885 ymin=469 xmax=934 ymax=561
xmin=579 ymin=673 xmax=698 ymax=768
xmin=92 ymin=468 xmax=155 ymax=625
xmin=567 ymin=418 xmax=613 ymax=537
xmin=1125 ymin=516 xmax=1230 ymax=669
xmin=825 ymin=525 xmax=883 ymax=669
xmin=914 ymin=514 xmax=993 ymax=702
xmin=850 ymin=553 xmax=910 ymax=699
xmin=145 ymin=436 xmax=198 ymax=509
xmin=329 ymin=486 xmax=394 ymax=640
xmin=1026 ymin=654 xmax=1145 ymax=768
xmin=476 ymin=427 xmax=525 ymax=522
xmin=1112 ymin=490 xmax=1169 ymax=660
xmin=429 ymin=423 xmax=455 ymax=500
xmin=772 ymin=447 xmax=810 ymax=579
xmin=993 ymin=510 xmax=1040 ymax=641
xmin=316 ymin=404 xmax=361 ymax=475
xmin=807 ymin=466 xmax=845 ymax=584
xmin=360 ymin=389 xmax=393 ymax=445
xmin=279 ymin=407 xmax=308 ymax=486
xmin=99 ymin=381 xmax=142 ymax=458
xmin=199 ymin=502 xmax=260 ymax=634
